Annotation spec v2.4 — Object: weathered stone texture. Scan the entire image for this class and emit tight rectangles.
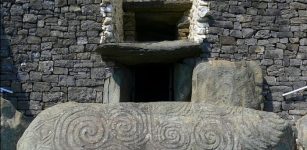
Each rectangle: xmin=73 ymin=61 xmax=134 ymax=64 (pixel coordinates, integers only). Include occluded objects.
xmin=1 ymin=97 xmax=31 ymax=150
xmin=201 ymin=0 xmax=307 ymax=125
xmin=192 ymin=60 xmax=263 ymax=109
xmin=296 ymin=115 xmax=307 ymax=150
xmin=1 ymin=0 xmax=105 ymax=116
xmin=17 ymin=102 xmax=293 ymax=150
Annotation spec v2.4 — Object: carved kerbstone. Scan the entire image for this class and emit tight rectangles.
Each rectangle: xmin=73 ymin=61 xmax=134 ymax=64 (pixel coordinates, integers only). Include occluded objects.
xmin=296 ymin=115 xmax=307 ymax=149
xmin=192 ymin=60 xmax=263 ymax=109
xmin=17 ymin=102 xmax=293 ymax=150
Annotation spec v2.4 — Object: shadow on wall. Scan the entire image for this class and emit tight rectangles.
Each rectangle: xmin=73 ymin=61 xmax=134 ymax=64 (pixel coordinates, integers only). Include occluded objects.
xmin=1 ymin=21 xmax=31 ymax=116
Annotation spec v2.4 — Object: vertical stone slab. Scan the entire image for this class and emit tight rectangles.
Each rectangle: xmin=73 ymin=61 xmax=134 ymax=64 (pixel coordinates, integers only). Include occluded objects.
xmin=1 ymin=97 xmax=31 ymax=150
xmin=296 ymin=115 xmax=307 ymax=149
xmin=103 ymin=68 xmax=132 ymax=103
xmin=174 ymin=63 xmax=194 ymax=101
xmin=191 ymin=60 xmax=263 ymax=109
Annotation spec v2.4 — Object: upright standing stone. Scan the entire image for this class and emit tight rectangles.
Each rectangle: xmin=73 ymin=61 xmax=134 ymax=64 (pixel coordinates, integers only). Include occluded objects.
xmin=1 ymin=97 xmax=31 ymax=150
xmin=296 ymin=115 xmax=307 ymax=150
xmin=191 ymin=60 xmax=263 ymax=109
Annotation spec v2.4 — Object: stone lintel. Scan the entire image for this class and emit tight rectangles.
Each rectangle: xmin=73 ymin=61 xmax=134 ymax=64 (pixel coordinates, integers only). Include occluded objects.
xmin=96 ymin=40 xmax=202 ymax=65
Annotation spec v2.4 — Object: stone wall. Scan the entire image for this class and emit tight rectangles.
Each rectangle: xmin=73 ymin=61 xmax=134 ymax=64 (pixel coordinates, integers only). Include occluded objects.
xmin=1 ymin=0 xmax=307 ymax=126
xmin=1 ymin=0 xmax=106 ymax=116
xmin=202 ymin=0 xmax=307 ymax=125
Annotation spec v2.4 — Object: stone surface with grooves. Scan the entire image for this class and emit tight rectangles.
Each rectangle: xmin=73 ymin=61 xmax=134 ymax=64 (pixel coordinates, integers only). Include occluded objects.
xmin=17 ymin=102 xmax=293 ymax=150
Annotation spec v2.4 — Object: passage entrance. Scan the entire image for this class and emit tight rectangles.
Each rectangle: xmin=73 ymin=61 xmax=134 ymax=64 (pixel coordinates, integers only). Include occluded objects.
xmin=133 ymin=64 xmax=173 ymax=102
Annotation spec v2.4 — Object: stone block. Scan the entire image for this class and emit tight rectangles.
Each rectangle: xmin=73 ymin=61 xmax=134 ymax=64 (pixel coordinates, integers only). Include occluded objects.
xmin=191 ymin=60 xmax=263 ymax=110
xmin=27 ymin=36 xmax=41 ymax=44
xmin=68 ymin=87 xmax=96 ymax=102
xmin=91 ymin=67 xmax=105 ymax=79
xmin=58 ymin=75 xmax=75 ymax=86
xmin=42 ymin=92 xmax=65 ymax=102
xmin=264 ymin=49 xmax=283 ymax=59
xmin=33 ymin=82 xmax=51 ymax=92
xmin=220 ymin=36 xmax=236 ymax=45
xmin=17 ymin=102 xmax=294 ymax=150
xmin=23 ymin=14 xmax=37 ymax=23
xmin=38 ymin=61 xmax=54 ymax=74
xmin=1 ymin=98 xmax=31 ymax=150
xmin=296 ymin=115 xmax=307 ymax=149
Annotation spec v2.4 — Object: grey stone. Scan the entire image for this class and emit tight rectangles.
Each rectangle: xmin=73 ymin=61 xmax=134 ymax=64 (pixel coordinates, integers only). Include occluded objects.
xmin=23 ymin=14 xmax=37 ymax=23
xmin=17 ymin=102 xmax=293 ymax=150
xmin=69 ymin=45 xmax=84 ymax=52
xmin=174 ymin=63 xmax=193 ymax=101
xmin=27 ymin=36 xmax=41 ymax=44
xmin=96 ymin=40 xmax=202 ymax=65
xmin=300 ymin=38 xmax=307 ymax=45
xmin=68 ymin=87 xmax=96 ymax=102
xmin=33 ymin=82 xmax=51 ymax=92
xmin=229 ymin=30 xmax=242 ymax=38
xmin=81 ymin=20 xmax=101 ymax=31
xmin=191 ymin=60 xmax=263 ymax=110
xmin=55 ymin=0 xmax=67 ymax=7
xmin=10 ymin=5 xmax=24 ymax=15
xmin=264 ymin=49 xmax=284 ymax=59
xmin=220 ymin=36 xmax=236 ymax=45
xmin=255 ymin=30 xmax=270 ymax=39
xmin=38 ymin=61 xmax=54 ymax=74
xmin=59 ymin=75 xmax=75 ymax=86
xmin=91 ymin=68 xmax=105 ymax=79
xmin=296 ymin=115 xmax=307 ymax=150
xmin=42 ymin=92 xmax=65 ymax=102
xmin=29 ymin=0 xmax=42 ymax=9
xmin=1 ymin=97 xmax=31 ymax=150
xmin=36 ymin=28 xmax=50 ymax=37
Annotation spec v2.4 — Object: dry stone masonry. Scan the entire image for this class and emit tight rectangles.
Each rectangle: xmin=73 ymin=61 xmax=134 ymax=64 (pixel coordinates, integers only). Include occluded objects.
xmin=17 ymin=102 xmax=294 ymax=150
xmin=1 ymin=0 xmax=307 ymax=149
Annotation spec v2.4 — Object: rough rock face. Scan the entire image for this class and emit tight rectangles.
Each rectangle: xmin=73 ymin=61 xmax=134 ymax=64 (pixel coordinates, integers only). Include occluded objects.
xmin=96 ymin=40 xmax=202 ymax=65
xmin=18 ymin=102 xmax=293 ymax=150
xmin=191 ymin=60 xmax=263 ymax=109
xmin=1 ymin=97 xmax=31 ymax=150
xmin=296 ymin=115 xmax=307 ymax=149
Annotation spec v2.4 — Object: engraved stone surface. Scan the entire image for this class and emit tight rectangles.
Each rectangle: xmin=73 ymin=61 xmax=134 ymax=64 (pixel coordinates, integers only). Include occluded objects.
xmin=191 ymin=60 xmax=263 ymax=109
xmin=296 ymin=115 xmax=307 ymax=149
xmin=17 ymin=102 xmax=293 ymax=150
xmin=1 ymin=97 xmax=31 ymax=150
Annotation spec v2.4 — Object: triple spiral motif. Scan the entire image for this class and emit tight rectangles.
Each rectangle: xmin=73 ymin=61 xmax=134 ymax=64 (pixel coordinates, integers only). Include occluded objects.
xmin=44 ymin=105 xmax=235 ymax=150
xmin=194 ymin=118 xmax=234 ymax=150
xmin=53 ymin=106 xmax=148 ymax=150
xmin=54 ymin=109 xmax=109 ymax=150
xmin=152 ymin=121 xmax=190 ymax=150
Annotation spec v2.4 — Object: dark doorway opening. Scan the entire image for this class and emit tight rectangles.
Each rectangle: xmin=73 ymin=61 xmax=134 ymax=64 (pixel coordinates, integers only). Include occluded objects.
xmin=123 ymin=2 xmax=192 ymax=42
xmin=133 ymin=64 xmax=173 ymax=102
xmin=135 ymin=12 xmax=179 ymax=41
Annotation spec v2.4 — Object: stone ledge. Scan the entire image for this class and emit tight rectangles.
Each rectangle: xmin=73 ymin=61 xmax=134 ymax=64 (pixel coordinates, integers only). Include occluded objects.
xmin=96 ymin=40 xmax=202 ymax=65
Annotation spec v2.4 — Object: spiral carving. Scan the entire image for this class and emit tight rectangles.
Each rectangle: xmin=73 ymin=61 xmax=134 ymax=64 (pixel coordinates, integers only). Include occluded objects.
xmin=108 ymin=106 xmax=148 ymax=147
xmin=194 ymin=118 xmax=234 ymax=150
xmin=153 ymin=121 xmax=190 ymax=150
xmin=54 ymin=109 xmax=109 ymax=150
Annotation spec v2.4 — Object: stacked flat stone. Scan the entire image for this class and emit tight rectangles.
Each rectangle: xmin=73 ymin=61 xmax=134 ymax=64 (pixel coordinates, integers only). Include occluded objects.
xmin=100 ymin=0 xmax=115 ymax=43
xmin=1 ymin=0 xmax=106 ymax=116
xmin=189 ymin=0 xmax=209 ymax=43
xmin=202 ymin=0 xmax=307 ymax=127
